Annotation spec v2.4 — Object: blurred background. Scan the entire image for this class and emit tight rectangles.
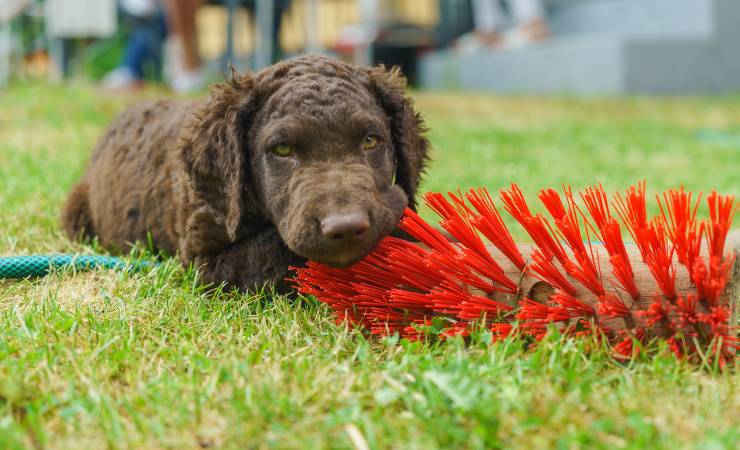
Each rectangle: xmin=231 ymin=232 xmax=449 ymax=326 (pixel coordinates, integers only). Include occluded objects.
xmin=2 ymin=0 xmax=740 ymax=94
xmin=1 ymin=0 xmax=738 ymax=239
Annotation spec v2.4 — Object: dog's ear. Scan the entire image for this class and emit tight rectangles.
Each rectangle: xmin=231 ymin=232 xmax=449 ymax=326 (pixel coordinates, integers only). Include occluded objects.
xmin=366 ymin=65 xmax=430 ymax=210
xmin=180 ymin=72 xmax=262 ymax=242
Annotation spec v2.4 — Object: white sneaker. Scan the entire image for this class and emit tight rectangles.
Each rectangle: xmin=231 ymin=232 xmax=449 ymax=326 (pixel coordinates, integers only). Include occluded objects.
xmin=454 ymin=32 xmax=502 ymax=55
xmin=171 ymin=69 xmax=206 ymax=94
xmin=101 ymin=67 xmax=141 ymax=90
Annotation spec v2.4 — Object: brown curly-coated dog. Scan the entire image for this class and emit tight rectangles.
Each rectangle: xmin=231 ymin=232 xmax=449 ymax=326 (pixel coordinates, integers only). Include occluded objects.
xmin=61 ymin=55 xmax=430 ymax=293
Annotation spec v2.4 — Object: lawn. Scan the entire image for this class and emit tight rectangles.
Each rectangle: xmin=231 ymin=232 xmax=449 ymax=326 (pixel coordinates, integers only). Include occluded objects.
xmin=0 ymin=82 xmax=738 ymax=449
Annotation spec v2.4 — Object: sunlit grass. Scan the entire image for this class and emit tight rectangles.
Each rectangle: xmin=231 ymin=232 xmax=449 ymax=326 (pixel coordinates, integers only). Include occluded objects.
xmin=0 ymin=82 xmax=738 ymax=449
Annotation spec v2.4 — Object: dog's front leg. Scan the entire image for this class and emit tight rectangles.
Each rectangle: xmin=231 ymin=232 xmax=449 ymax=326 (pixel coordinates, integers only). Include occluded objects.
xmin=192 ymin=227 xmax=306 ymax=295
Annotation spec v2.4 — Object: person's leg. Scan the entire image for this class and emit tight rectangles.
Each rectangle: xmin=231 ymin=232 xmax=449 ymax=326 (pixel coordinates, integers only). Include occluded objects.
xmin=164 ymin=0 xmax=205 ymax=92
xmin=148 ymin=11 xmax=168 ymax=80
xmin=165 ymin=0 xmax=201 ymax=71
xmin=471 ymin=0 xmax=505 ymax=43
xmin=124 ymin=12 xmax=167 ymax=78
xmin=103 ymin=17 xmax=151 ymax=90
xmin=454 ymin=0 xmax=505 ymax=51
xmin=103 ymin=1 xmax=166 ymax=90
xmin=437 ymin=0 xmax=475 ymax=48
xmin=508 ymin=0 xmax=550 ymax=42
xmin=120 ymin=26 xmax=148 ymax=80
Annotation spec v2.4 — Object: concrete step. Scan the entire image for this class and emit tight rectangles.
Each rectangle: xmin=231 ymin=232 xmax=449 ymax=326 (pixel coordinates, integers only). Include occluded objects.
xmin=421 ymin=34 xmax=626 ymax=94
xmin=548 ymin=0 xmax=714 ymax=38
xmin=419 ymin=0 xmax=740 ymax=94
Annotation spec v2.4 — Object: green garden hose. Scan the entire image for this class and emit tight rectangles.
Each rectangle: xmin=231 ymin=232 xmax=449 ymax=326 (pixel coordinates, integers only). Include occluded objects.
xmin=0 ymin=255 xmax=155 ymax=279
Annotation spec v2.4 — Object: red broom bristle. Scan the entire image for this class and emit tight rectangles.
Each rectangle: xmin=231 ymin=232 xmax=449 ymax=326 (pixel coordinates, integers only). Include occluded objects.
xmin=381 ymin=250 xmax=447 ymax=291
xmin=581 ymin=184 xmax=639 ymax=299
xmin=671 ymin=295 xmax=700 ymax=330
xmin=613 ymin=181 xmax=649 ymax=260
xmin=698 ymin=305 xmax=732 ymax=337
xmin=430 ymin=281 xmax=512 ymax=319
xmin=516 ymin=294 xmax=593 ymax=330
xmin=397 ymin=209 xmax=504 ymax=294
xmin=552 ymin=292 xmax=597 ymax=318
xmin=399 ymin=317 xmax=433 ymax=340
xmin=499 ymin=183 xmax=533 ymax=216
xmin=563 ymin=255 xmax=605 ymax=297
xmin=596 ymin=293 xmax=631 ymax=319
xmin=666 ymin=336 xmax=684 ymax=358
xmin=690 ymin=192 xmax=736 ymax=308
xmin=635 ymin=218 xmax=677 ymax=301
xmin=399 ymin=207 xmax=456 ymax=254
xmin=500 ymin=184 xmax=569 ymax=264
xmin=516 ymin=298 xmax=551 ymax=321
xmin=539 ymin=187 xmax=568 ymax=221
xmin=540 ymin=187 xmax=603 ymax=293
xmin=290 ymin=182 xmax=735 ymax=365
xmin=707 ymin=338 xmax=738 ymax=370
xmin=531 ymin=214 xmax=569 ymax=265
xmin=567 ymin=320 xmax=610 ymax=340
xmin=457 ymin=248 xmax=518 ymax=293
xmin=399 ymin=205 xmax=511 ymax=295
xmin=539 ymin=188 xmax=575 ymax=244
xmin=529 ymin=249 xmax=578 ymax=296
xmin=691 ymin=255 xmax=735 ymax=307
xmin=427 ymin=283 xmax=469 ymax=316
xmin=706 ymin=191 xmax=736 ymax=260
xmin=446 ymin=189 xmax=475 ymax=217
xmin=515 ymin=304 xmax=549 ymax=339
xmin=424 ymin=191 xmax=460 ymax=218
xmin=638 ymin=297 xmax=671 ymax=330
xmin=613 ymin=329 xmax=647 ymax=360
xmin=691 ymin=258 xmax=709 ymax=300
xmin=580 ymin=184 xmax=612 ymax=230
xmin=543 ymin=306 xmax=574 ymax=323
xmin=424 ymin=192 xmax=517 ymax=293
xmin=465 ymin=188 xmax=526 ymax=270
xmin=560 ymin=186 xmax=601 ymax=273
xmin=490 ymin=322 xmax=515 ymax=339
xmin=387 ymin=288 xmax=433 ymax=310
xmin=456 ymin=291 xmax=513 ymax=319
xmin=422 ymin=250 xmax=499 ymax=295
xmin=441 ymin=322 xmax=472 ymax=338
xmin=608 ymin=252 xmax=640 ymax=300
xmin=658 ymin=187 xmax=703 ymax=270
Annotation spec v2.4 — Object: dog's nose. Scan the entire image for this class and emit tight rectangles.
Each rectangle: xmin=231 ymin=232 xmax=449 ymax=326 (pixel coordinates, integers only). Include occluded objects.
xmin=320 ymin=210 xmax=370 ymax=243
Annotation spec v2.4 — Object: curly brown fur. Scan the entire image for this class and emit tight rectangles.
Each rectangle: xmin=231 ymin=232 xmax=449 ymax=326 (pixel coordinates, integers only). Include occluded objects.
xmin=61 ymin=55 xmax=429 ymax=293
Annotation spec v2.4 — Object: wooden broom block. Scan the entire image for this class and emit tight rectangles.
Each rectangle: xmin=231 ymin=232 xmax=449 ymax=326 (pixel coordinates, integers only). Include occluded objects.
xmin=469 ymin=230 xmax=739 ymax=334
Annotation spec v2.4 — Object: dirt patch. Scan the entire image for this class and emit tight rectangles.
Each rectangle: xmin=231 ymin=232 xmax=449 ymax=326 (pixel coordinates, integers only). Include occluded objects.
xmin=0 ymin=272 xmax=120 ymax=312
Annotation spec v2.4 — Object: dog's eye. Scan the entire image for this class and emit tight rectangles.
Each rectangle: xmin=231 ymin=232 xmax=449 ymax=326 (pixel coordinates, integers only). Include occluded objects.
xmin=362 ymin=135 xmax=380 ymax=151
xmin=271 ymin=144 xmax=293 ymax=157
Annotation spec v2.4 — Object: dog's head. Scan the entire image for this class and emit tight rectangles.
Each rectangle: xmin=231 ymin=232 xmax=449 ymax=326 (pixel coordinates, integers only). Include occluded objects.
xmin=182 ymin=55 xmax=429 ymax=267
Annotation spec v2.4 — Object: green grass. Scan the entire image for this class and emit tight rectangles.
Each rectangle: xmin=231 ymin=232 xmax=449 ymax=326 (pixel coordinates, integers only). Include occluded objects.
xmin=0 ymin=83 xmax=738 ymax=449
